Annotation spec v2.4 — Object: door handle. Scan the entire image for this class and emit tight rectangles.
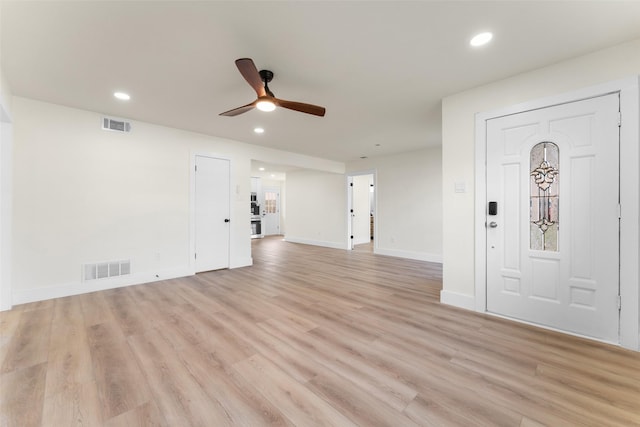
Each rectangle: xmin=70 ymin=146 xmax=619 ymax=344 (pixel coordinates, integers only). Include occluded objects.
xmin=224 ymin=218 xmax=230 ymax=223
xmin=489 ymin=221 xmax=498 ymax=228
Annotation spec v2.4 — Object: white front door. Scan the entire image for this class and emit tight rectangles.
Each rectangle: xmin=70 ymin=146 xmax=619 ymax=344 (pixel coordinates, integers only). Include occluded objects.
xmin=194 ymin=155 xmax=230 ymax=272
xmin=486 ymin=93 xmax=620 ymax=342
xmin=262 ymin=186 xmax=280 ymax=236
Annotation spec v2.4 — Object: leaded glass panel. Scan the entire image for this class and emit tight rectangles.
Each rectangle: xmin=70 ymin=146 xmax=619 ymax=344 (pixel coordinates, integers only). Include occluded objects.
xmin=530 ymin=142 xmax=559 ymax=251
xmin=264 ymin=191 xmax=277 ymax=214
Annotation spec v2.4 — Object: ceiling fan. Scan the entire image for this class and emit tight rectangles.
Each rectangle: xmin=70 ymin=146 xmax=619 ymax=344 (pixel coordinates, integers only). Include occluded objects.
xmin=220 ymin=58 xmax=326 ymax=117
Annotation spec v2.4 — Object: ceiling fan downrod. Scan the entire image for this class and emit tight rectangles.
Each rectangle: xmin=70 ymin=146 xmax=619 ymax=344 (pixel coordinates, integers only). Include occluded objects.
xmin=259 ymin=69 xmax=275 ymax=97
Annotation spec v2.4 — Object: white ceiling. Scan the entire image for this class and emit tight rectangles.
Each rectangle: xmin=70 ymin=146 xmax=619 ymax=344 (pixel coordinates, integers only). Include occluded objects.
xmin=2 ymin=1 xmax=640 ymax=163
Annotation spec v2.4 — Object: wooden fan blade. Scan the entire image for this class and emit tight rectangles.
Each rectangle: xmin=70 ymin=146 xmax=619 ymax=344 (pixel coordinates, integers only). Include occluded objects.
xmin=235 ymin=58 xmax=266 ymax=97
xmin=275 ymin=98 xmax=326 ymax=117
xmin=219 ymin=101 xmax=256 ymax=117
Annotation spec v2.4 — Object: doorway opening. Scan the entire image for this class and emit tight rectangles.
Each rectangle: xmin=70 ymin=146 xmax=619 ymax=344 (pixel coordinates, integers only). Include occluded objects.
xmin=250 ymin=161 xmax=289 ymax=240
xmin=347 ymin=171 xmax=375 ymax=251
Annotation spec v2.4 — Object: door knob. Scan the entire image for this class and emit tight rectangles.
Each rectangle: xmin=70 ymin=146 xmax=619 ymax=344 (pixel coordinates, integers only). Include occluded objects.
xmin=489 ymin=221 xmax=498 ymax=228
xmin=224 ymin=218 xmax=230 ymax=223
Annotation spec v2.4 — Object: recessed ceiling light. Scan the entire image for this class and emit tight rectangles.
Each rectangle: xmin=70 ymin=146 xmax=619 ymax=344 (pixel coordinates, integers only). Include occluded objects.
xmin=113 ymin=92 xmax=130 ymax=101
xmin=254 ymin=127 xmax=265 ymax=134
xmin=259 ymin=167 xmax=265 ymax=171
xmin=470 ymin=32 xmax=493 ymax=47
xmin=270 ymin=174 xmax=275 ymax=178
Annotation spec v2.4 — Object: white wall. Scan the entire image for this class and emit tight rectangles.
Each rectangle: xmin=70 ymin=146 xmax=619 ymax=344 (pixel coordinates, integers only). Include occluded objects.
xmin=284 ymin=169 xmax=347 ymax=249
xmin=347 ymin=147 xmax=442 ymax=262
xmin=11 ymin=97 xmax=344 ymax=304
xmin=442 ymin=39 xmax=640 ymax=300
xmin=0 ymin=64 xmax=13 ymax=310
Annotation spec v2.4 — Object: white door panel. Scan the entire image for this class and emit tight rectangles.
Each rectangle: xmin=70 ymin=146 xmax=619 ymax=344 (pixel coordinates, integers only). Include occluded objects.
xmin=262 ymin=186 xmax=280 ymax=236
xmin=195 ymin=156 xmax=230 ymax=272
xmin=486 ymin=94 xmax=620 ymax=342
xmin=352 ymin=175 xmax=372 ymax=245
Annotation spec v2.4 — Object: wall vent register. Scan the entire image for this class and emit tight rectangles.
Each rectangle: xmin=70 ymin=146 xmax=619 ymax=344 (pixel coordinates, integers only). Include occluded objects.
xmin=83 ymin=260 xmax=131 ymax=281
xmin=102 ymin=117 xmax=132 ymax=133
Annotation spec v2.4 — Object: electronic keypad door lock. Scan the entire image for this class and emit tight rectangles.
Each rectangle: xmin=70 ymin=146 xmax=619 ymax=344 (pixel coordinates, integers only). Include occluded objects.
xmin=488 ymin=201 xmax=498 ymax=216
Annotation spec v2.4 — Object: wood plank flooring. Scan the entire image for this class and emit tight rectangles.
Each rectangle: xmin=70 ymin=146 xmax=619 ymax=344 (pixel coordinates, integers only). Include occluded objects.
xmin=1 ymin=236 xmax=639 ymax=426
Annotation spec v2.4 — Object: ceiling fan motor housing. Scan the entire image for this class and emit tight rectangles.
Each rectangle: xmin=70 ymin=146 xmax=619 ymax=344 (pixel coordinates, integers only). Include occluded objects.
xmin=259 ymin=69 xmax=274 ymax=83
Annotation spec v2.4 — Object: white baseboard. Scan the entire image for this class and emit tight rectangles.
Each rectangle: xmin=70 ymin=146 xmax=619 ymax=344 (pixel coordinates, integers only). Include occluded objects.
xmin=375 ymin=248 xmax=443 ymax=263
xmin=440 ymin=289 xmax=475 ymax=311
xmin=230 ymin=257 xmax=253 ymax=269
xmin=12 ymin=266 xmax=193 ymax=306
xmin=281 ymin=237 xmax=443 ymax=263
xmin=283 ymin=236 xmax=348 ymax=250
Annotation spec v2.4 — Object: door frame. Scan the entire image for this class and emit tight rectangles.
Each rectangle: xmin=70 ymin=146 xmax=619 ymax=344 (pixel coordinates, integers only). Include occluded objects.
xmin=346 ymin=170 xmax=377 ymax=251
xmin=0 ymin=97 xmax=13 ymax=311
xmin=189 ymin=152 xmax=233 ymax=273
xmin=474 ymin=77 xmax=639 ymax=350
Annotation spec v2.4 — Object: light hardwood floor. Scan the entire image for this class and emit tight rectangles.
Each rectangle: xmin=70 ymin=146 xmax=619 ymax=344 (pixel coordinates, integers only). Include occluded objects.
xmin=1 ymin=236 xmax=639 ymax=426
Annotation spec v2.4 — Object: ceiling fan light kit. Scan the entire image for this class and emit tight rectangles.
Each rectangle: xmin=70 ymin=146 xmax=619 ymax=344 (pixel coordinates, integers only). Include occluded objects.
xmin=256 ymin=98 xmax=276 ymax=112
xmin=220 ymin=58 xmax=326 ymax=117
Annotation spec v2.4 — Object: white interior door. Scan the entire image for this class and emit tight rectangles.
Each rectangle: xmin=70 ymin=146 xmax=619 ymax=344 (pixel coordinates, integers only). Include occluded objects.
xmin=486 ymin=93 xmax=620 ymax=342
xmin=347 ymin=176 xmax=354 ymax=249
xmin=352 ymin=175 xmax=372 ymax=245
xmin=194 ymin=155 xmax=230 ymax=272
xmin=262 ymin=186 xmax=280 ymax=235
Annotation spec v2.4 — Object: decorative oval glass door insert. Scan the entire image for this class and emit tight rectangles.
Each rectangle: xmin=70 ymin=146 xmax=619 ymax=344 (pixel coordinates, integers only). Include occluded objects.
xmin=530 ymin=142 xmax=559 ymax=251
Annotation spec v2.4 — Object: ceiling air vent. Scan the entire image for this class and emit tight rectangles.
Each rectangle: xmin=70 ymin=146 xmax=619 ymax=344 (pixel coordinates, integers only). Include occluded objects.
xmin=102 ymin=117 xmax=132 ymax=133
